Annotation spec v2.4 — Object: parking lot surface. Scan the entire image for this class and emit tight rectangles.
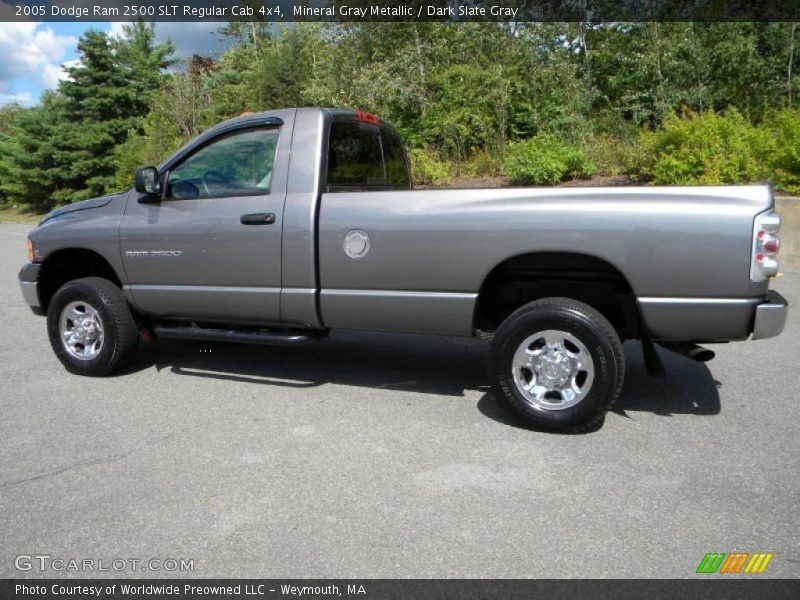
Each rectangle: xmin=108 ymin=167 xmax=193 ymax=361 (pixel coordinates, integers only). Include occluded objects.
xmin=0 ymin=222 xmax=798 ymax=578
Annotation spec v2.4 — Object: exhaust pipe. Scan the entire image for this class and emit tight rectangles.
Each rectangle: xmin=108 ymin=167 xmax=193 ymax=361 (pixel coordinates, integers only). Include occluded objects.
xmin=686 ymin=345 xmax=715 ymax=362
xmin=663 ymin=343 xmax=716 ymax=363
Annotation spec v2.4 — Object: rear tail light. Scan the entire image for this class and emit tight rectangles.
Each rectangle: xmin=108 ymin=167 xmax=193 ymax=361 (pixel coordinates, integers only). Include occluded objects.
xmin=763 ymin=238 xmax=779 ymax=253
xmin=750 ymin=211 xmax=781 ymax=280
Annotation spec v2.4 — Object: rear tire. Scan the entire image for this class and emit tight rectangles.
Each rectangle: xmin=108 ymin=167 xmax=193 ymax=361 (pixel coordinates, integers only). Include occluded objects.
xmin=489 ymin=297 xmax=624 ymax=432
xmin=47 ymin=277 xmax=139 ymax=376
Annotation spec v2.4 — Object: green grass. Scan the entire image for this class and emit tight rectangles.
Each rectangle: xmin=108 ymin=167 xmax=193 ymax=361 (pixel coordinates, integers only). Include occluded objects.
xmin=0 ymin=206 xmax=45 ymax=224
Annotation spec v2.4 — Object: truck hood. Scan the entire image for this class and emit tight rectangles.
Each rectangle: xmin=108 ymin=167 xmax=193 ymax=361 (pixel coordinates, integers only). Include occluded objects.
xmin=39 ymin=192 xmax=125 ymax=225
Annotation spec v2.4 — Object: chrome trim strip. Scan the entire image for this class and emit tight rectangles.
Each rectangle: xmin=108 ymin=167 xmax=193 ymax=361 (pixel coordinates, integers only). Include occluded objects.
xmin=127 ymin=286 xmax=475 ymax=299
xmin=126 ymin=285 xmax=281 ymax=294
xmin=322 ymin=289 xmax=478 ymax=299
xmin=638 ymin=297 xmax=762 ymax=305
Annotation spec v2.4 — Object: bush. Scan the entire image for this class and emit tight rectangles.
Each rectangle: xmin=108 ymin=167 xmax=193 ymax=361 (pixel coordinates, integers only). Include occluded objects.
xmin=503 ymin=135 xmax=594 ymax=185
xmin=767 ymin=109 xmax=800 ymax=194
xmin=583 ymin=133 xmax=638 ymax=176
xmin=637 ymin=109 xmax=774 ymax=185
xmin=461 ymin=148 xmax=502 ymax=178
xmin=409 ymin=148 xmax=454 ymax=185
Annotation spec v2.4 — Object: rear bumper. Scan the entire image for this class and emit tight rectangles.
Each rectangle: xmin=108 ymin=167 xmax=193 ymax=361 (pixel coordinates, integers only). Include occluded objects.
xmin=18 ymin=262 xmax=41 ymax=310
xmin=640 ymin=297 xmax=759 ymax=341
xmin=752 ymin=290 xmax=788 ymax=340
xmin=639 ymin=291 xmax=787 ymax=343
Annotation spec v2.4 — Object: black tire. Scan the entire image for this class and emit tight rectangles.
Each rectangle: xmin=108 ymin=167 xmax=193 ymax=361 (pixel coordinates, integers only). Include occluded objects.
xmin=46 ymin=277 xmax=139 ymax=376
xmin=489 ymin=297 xmax=624 ymax=433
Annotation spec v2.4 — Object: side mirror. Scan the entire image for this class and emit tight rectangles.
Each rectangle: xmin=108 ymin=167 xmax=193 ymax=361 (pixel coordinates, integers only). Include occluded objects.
xmin=134 ymin=166 xmax=161 ymax=196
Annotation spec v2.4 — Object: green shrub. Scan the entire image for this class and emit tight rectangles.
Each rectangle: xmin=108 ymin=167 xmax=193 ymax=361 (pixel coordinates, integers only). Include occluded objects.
xmin=638 ymin=109 xmax=774 ymax=185
xmin=461 ymin=148 xmax=502 ymax=178
xmin=503 ymin=135 xmax=593 ymax=185
xmin=766 ymin=109 xmax=800 ymax=194
xmin=409 ymin=148 xmax=454 ymax=185
xmin=583 ymin=133 xmax=637 ymax=176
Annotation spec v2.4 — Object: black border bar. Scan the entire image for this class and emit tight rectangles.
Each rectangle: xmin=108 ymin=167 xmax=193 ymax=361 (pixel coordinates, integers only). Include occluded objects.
xmin=2 ymin=579 xmax=800 ymax=600
xmin=3 ymin=0 xmax=800 ymax=22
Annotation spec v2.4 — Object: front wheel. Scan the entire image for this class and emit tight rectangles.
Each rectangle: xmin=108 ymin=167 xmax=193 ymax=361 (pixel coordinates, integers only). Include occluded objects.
xmin=489 ymin=297 xmax=625 ymax=432
xmin=46 ymin=277 xmax=139 ymax=376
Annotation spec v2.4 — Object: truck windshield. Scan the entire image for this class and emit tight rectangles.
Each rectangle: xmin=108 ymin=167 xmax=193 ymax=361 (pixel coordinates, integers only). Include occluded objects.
xmin=326 ymin=121 xmax=410 ymax=190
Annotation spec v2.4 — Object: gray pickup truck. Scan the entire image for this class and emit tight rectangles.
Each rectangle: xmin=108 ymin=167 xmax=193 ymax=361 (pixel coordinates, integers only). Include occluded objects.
xmin=19 ymin=107 xmax=788 ymax=431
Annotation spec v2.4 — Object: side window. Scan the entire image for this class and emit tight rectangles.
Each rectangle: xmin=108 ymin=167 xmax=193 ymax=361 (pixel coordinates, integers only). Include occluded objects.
xmin=326 ymin=121 xmax=385 ymax=188
xmin=381 ymin=128 xmax=410 ymax=188
xmin=166 ymin=128 xmax=279 ymax=200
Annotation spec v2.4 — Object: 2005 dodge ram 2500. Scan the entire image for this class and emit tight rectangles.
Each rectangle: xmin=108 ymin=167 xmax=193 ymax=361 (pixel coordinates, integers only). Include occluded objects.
xmin=19 ymin=108 xmax=789 ymax=431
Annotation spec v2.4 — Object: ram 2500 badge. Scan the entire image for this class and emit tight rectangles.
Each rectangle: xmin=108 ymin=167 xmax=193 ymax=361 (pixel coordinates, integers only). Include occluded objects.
xmin=19 ymin=108 xmax=788 ymax=431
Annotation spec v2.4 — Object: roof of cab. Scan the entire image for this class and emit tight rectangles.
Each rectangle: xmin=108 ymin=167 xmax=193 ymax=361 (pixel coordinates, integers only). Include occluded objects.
xmin=209 ymin=107 xmax=378 ymax=131
xmin=158 ymin=107 xmax=392 ymax=170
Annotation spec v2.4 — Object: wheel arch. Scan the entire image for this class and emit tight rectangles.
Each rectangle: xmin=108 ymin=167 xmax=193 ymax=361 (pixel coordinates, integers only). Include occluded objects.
xmin=37 ymin=248 xmax=123 ymax=312
xmin=473 ymin=251 xmax=644 ymax=339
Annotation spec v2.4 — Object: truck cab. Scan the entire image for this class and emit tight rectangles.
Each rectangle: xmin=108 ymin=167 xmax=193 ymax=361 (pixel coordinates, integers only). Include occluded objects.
xmin=122 ymin=108 xmax=410 ymax=328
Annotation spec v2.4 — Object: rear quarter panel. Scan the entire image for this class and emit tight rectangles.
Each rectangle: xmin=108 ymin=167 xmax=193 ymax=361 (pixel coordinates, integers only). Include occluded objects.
xmin=318 ymin=185 xmax=773 ymax=340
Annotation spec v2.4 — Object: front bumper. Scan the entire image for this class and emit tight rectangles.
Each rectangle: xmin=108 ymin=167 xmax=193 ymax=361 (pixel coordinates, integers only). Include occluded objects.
xmin=752 ymin=290 xmax=788 ymax=340
xmin=18 ymin=262 xmax=41 ymax=310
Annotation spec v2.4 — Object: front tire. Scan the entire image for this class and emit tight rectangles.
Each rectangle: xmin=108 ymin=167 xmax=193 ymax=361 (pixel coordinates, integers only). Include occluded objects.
xmin=47 ymin=277 xmax=139 ymax=376
xmin=489 ymin=297 xmax=625 ymax=432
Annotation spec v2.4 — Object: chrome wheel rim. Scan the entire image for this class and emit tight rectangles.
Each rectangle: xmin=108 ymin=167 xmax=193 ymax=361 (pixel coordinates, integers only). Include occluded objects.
xmin=512 ymin=329 xmax=594 ymax=410
xmin=59 ymin=300 xmax=104 ymax=361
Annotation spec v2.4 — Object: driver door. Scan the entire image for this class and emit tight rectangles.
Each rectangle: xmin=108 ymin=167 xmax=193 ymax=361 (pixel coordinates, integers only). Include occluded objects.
xmin=119 ymin=123 xmax=288 ymax=325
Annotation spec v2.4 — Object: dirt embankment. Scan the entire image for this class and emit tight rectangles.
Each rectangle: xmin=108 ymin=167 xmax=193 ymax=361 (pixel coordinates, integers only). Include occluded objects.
xmin=775 ymin=196 xmax=799 ymax=270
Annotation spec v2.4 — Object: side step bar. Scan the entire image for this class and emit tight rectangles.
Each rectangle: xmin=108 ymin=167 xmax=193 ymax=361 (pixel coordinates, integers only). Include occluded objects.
xmin=153 ymin=325 xmax=324 ymax=346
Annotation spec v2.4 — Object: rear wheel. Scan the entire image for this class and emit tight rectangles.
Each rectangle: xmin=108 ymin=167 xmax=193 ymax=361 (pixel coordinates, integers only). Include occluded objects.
xmin=489 ymin=297 xmax=624 ymax=432
xmin=47 ymin=277 xmax=139 ymax=376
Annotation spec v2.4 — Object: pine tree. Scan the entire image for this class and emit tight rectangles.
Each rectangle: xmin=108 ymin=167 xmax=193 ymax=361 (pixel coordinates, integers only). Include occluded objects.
xmin=53 ymin=28 xmax=172 ymax=202
xmin=112 ymin=21 xmax=177 ymax=132
xmin=0 ymin=93 xmax=67 ymax=210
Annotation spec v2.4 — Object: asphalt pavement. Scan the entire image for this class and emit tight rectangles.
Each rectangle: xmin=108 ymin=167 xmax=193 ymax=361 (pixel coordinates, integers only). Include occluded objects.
xmin=0 ymin=222 xmax=798 ymax=578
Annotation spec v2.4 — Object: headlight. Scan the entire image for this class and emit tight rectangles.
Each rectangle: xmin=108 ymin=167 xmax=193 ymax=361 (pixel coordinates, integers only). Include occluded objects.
xmin=27 ymin=239 xmax=41 ymax=263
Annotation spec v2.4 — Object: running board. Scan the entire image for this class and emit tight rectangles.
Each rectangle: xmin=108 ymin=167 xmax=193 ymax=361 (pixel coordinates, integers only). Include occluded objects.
xmin=153 ymin=325 xmax=324 ymax=346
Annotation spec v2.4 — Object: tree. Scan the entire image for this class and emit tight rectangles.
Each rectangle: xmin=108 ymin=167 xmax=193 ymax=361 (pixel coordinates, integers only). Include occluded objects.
xmin=0 ymin=105 xmax=22 ymax=205
xmin=50 ymin=20 xmax=800 ymax=202
xmin=54 ymin=26 xmax=175 ymax=202
xmin=0 ymin=93 xmax=68 ymax=210
xmin=54 ymin=30 xmax=144 ymax=201
xmin=112 ymin=21 xmax=177 ymax=131
xmin=0 ymin=25 xmax=175 ymax=209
